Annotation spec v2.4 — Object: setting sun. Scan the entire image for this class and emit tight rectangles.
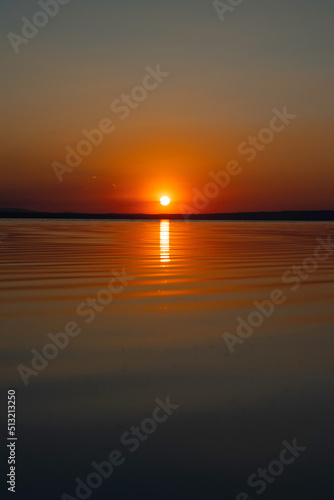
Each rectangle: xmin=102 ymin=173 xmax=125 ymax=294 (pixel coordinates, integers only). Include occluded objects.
xmin=160 ymin=196 xmax=171 ymax=207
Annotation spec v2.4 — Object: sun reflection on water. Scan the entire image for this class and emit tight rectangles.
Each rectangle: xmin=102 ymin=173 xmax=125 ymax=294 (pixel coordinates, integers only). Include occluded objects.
xmin=160 ymin=220 xmax=170 ymax=263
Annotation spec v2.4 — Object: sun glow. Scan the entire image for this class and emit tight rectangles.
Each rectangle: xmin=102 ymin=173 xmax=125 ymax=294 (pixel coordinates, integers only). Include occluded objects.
xmin=160 ymin=196 xmax=170 ymax=206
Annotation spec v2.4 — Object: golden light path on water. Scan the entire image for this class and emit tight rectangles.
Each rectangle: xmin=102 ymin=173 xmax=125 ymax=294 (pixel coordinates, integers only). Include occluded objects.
xmin=160 ymin=219 xmax=170 ymax=263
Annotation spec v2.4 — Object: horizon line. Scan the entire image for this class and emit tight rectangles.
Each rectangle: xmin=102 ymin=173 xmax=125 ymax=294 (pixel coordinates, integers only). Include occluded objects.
xmin=1 ymin=209 xmax=334 ymax=222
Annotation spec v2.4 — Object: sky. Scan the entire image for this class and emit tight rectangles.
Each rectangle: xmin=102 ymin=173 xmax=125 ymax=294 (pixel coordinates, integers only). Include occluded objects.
xmin=0 ymin=0 xmax=333 ymax=214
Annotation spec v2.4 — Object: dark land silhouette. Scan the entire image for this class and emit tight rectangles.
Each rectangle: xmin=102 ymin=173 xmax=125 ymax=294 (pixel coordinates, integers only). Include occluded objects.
xmin=1 ymin=209 xmax=334 ymax=221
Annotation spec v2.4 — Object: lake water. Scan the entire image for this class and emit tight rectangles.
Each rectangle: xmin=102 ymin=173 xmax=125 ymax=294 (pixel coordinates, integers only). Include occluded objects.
xmin=0 ymin=220 xmax=334 ymax=499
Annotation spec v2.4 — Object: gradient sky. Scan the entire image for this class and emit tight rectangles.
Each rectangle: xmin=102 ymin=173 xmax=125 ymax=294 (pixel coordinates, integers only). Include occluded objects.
xmin=0 ymin=0 xmax=333 ymax=213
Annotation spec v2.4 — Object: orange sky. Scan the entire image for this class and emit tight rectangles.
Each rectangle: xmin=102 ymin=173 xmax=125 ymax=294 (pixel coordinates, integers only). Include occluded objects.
xmin=1 ymin=1 xmax=333 ymax=214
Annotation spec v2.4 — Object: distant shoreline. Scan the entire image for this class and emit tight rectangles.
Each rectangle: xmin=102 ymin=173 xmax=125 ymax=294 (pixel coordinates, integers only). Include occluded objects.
xmin=1 ymin=210 xmax=334 ymax=221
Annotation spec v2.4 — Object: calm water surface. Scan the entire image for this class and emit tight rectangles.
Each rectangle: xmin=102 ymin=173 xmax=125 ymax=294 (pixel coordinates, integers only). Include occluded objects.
xmin=0 ymin=220 xmax=334 ymax=499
